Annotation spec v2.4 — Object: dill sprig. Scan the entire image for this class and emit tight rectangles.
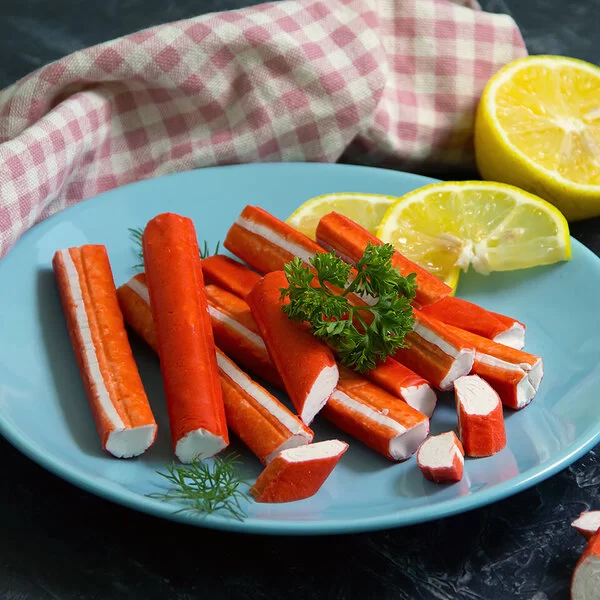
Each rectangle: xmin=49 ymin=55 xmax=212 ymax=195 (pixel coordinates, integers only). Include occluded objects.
xmin=281 ymin=243 xmax=417 ymax=373
xmin=148 ymin=453 xmax=251 ymax=522
xmin=128 ymin=225 xmax=221 ymax=270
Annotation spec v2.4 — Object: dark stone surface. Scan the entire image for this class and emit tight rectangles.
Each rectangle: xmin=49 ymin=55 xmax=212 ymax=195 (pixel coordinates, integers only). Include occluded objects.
xmin=1 ymin=1 xmax=599 ymax=599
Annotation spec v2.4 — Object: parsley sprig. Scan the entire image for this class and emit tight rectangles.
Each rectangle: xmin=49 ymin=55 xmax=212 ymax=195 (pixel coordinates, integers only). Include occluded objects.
xmin=280 ymin=243 xmax=417 ymax=373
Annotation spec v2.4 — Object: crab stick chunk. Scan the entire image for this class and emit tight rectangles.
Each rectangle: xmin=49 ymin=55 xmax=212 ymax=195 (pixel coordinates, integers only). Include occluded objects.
xmin=572 ymin=512 xmax=600 ymax=541
xmin=420 ymin=296 xmax=526 ymax=350
xmin=322 ymin=367 xmax=430 ymax=461
xmin=454 ymin=375 xmax=506 ymax=457
xmin=215 ymin=349 xmax=313 ymax=465
xmin=52 ymin=245 xmax=157 ymax=458
xmin=250 ymin=440 xmax=349 ymax=503
xmin=142 ymin=213 xmax=228 ymax=463
xmin=201 ymin=254 xmax=261 ymax=301
xmin=315 ymin=211 xmax=451 ymax=307
xmin=247 ymin=271 xmax=339 ymax=425
xmin=393 ymin=311 xmax=475 ymax=391
xmin=417 ymin=432 xmax=464 ymax=483
xmin=571 ymin=531 xmax=600 ymax=600
xmin=445 ymin=324 xmax=543 ymax=410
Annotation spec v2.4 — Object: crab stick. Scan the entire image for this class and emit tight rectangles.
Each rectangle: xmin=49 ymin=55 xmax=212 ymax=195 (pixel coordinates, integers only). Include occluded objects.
xmin=454 ymin=375 xmax=506 ymax=457
xmin=393 ymin=311 xmax=476 ymax=391
xmin=250 ymin=440 xmax=349 ymax=503
xmin=572 ymin=512 xmax=600 ymax=541
xmin=445 ymin=324 xmax=543 ymax=410
xmin=315 ymin=211 xmax=451 ymax=307
xmin=417 ymin=432 xmax=464 ymax=483
xmin=247 ymin=271 xmax=339 ymax=425
xmin=322 ymin=366 xmax=430 ymax=461
xmin=571 ymin=530 xmax=600 ymax=600
xmin=201 ymin=254 xmax=261 ymax=301
xmin=52 ymin=245 xmax=157 ymax=458
xmin=116 ymin=276 xmax=312 ymax=465
xmin=142 ymin=213 xmax=228 ymax=463
xmin=420 ymin=296 xmax=526 ymax=349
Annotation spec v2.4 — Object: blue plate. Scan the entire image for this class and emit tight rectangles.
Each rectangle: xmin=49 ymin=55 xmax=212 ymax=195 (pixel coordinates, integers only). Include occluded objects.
xmin=1 ymin=163 xmax=599 ymax=535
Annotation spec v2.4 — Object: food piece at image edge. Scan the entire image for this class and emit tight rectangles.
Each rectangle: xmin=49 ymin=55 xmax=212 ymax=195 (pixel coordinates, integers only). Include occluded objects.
xmin=52 ymin=245 xmax=157 ymax=458
xmin=571 ymin=530 xmax=600 ymax=600
xmin=454 ymin=375 xmax=506 ymax=458
xmin=251 ymin=440 xmax=349 ymax=503
xmin=417 ymin=431 xmax=465 ymax=483
xmin=142 ymin=212 xmax=229 ymax=463
xmin=117 ymin=273 xmax=313 ymax=466
xmin=321 ymin=366 xmax=430 ymax=462
xmin=572 ymin=512 xmax=600 ymax=541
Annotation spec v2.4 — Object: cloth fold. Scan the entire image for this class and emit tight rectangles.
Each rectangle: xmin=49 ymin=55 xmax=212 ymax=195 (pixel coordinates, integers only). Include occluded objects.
xmin=0 ymin=0 xmax=526 ymax=258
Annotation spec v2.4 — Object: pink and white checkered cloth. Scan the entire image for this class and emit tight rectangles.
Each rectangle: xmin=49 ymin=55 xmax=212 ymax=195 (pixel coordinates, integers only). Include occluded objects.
xmin=0 ymin=0 xmax=526 ymax=258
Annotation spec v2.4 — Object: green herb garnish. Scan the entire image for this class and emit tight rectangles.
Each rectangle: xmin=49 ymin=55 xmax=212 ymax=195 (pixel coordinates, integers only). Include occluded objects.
xmin=148 ymin=454 xmax=251 ymax=521
xmin=280 ymin=243 xmax=417 ymax=373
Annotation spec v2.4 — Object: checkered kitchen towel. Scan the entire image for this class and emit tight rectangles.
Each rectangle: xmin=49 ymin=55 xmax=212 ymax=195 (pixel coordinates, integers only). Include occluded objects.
xmin=0 ymin=0 xmax=526 ymax=258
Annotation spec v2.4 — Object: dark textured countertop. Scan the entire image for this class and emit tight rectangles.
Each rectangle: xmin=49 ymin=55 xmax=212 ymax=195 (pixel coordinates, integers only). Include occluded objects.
xmin=1 ymin=1 xmax=600 ymax=599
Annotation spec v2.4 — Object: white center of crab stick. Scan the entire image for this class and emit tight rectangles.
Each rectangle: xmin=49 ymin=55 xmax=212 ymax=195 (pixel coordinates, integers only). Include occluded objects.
xmin=454 ymin=375 xmax=498 ymax=415
xmin=302 ymin=364 xmax=339 ymax=425
xmin=493 ymin=323 xmax=525 ymax=350
xmin=105 ymin=425 xmax=158 ymax=458
xmin=207 ymin=306 xmax=266 ymax=351
xmin=417 ymin=432 xmax=464 ymax=469
xmin=60 ymin=250 xmax=126 ymax=431
xmin=215 ymin=351 xmax=312 ymax=463
xmin=236 ymin=216 xmax=316 ymax=264
xmin=402 ymin=384 xmax=437 ymax=418
xmin=278 ymin=439 xmax=348 ymax=462
xmin=176 ymin=429 xmax=229 ymax=464
xmin=330 ymin=389 xmax=429 ymax=460
xmin=572 ymin=555 xmax=600 ymax=600
xmin=126 ymin=277 xmax=150 ymax=306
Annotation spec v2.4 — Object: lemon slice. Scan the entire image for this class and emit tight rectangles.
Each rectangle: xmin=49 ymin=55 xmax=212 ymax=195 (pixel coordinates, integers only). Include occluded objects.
xmin=376 ymin=181 xmax=571 ymax=282
xmin=286 ymin=192 xmax=397 ymax=239
xmin=475 ymin=55 xmax=600 ymax=221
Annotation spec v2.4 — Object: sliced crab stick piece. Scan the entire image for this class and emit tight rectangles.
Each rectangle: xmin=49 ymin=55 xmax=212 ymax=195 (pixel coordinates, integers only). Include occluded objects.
xmin=142 ymin=213 xmax=228 ymax=463
xmin=393 ymin=311 xmax=475 ymax=391
xmin=250 ymin=440 xmax=349 ymax=503
xmin=445 ymin=324 xmax=543 ymax=410
xmin=201 ymin=254 xmax=261 ymax=301
xmin=572 ymin=512 xmax=600 ymax=541
xmin=247 ymin=271 xmax=339 ymax=425
xmin=216 ymin=349 xmax=313 ymax=465
xmin=454 ymin=375 xmax=506 ymax=457
xmin=53 ymin=245 xmax=157 ymax=458
xmin=571 ymin=530 xmax=600 ymax=600
xmin=420 ymin=296 xmax=526 ymax=350
xmin=417 ymin=431 xmax=465 ymax=483
xmin=315 ymin=211 xmax=451 ymax=307
xmin=322 ymin=366 xmax=430 ymax=461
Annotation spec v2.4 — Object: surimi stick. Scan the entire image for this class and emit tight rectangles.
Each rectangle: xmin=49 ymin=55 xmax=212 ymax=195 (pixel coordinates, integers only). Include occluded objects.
xmin=250 ymin=440 xmax=349 ymax=503
xmin=52 ymin=245 xmax=157 ymax=458
xmin=315 ymin=211 xmax=451 ymax=307
xmin=322 ymin=366 xmax=430 ymax=461
xmin=445 ymin=324 xmax=543 ymax=409
xmin=420 ymin=296 xmax=526 ymax=350
xmin=417 ymin=432 xmax=464 ymax=483
xmin=116 ymin=273 xmax=311 ymax=465
xmin=247 ymin=271 xmax=339 ymax=425
xmin=143 ymin=213 xmax=228 ymax=463
xmin=201 ymin=254 xmax=261 ymax=301
xmin=454 ymin=375 xmax=506 ymax=457
xmin=572 ymin=512 xmax=600 ymax=541
xmin=571 ymin=530 xmax=600 ymax=600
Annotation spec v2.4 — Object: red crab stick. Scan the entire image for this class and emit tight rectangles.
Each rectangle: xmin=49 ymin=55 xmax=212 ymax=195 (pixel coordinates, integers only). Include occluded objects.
xmin=251 ymin=440 xmax=349 ymax=503
xmin=315 ymin=211 xmax=452 ymax=307
xmin=417 ymin=432 xmax=464 ymax=483
xmin=52 ymin=245 xmax=157 ymax=458
xmin=420 ymin=296 xmax=526 ymax=350
xmin=571 ymin=530 xmax=600 ymax=600
xmin=116 ymin=278 xmax=312 ymax=465
xmin=322 ymin=367 xmax=430 ymax=461
xmin=445 ymin=324 xmax=543 ymax=410
xmin=142 ymin=213 xmax=228 ymax=463
xmin=247 ymin=271 xmax=339 ymax=425
xmin=454 ymin=375 xmax=506 ymax=457
xmin=201 ymin=254 xmax=261 ymax=301
xmin=572 ymin=512 xmax=600 ymax=541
